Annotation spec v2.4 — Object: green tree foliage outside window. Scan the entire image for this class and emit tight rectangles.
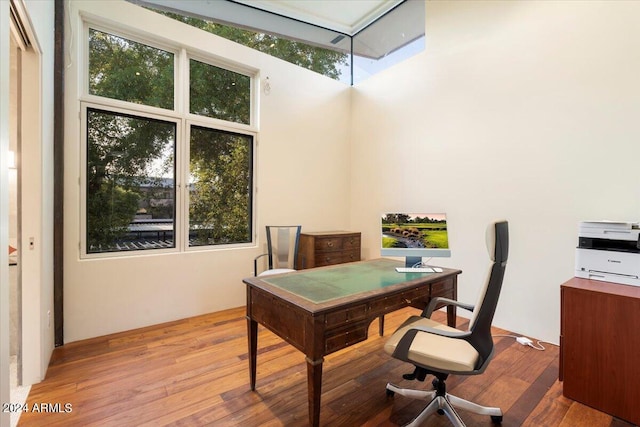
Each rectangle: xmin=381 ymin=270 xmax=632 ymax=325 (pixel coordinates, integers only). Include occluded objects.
xmin=159 ymin=12 xmax=348 ymax=81
xmin=89 ymin=29 xmax=174 ymax=109
xmin=86 ymin=24 xmax=254 ymax=254
xmin=190 ymin=59 xmax=250 ymax=124
xmin=86 ymin=109 xmax=176 ymax=253
xmin=189 ymin=127 xmax=253 ymax=246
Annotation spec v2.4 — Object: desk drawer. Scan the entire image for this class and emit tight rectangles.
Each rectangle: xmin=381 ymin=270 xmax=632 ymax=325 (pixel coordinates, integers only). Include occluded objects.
xmin=369 ymin=287 xmax=428 ymax=316
xmin=325 ymin=324 xmax=368 ymax=353
xmin=431 ymin=280 xmax=454 ymax=296
xmin=325 ymin=303 xmax=368 ymax=328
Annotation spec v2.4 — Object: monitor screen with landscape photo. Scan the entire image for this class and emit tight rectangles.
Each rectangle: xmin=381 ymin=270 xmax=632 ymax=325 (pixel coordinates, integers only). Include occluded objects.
xmin=380 ymin=213 xmax=450 ymax=267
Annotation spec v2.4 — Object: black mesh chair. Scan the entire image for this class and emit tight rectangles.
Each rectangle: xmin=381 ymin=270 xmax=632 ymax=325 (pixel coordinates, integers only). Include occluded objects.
xmin=385 ymin=221 xmax=509 ymax=427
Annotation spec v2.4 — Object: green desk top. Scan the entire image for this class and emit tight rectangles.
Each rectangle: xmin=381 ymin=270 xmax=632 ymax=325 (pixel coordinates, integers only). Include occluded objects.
xmin=262 ymin=258 xmax=443 ymax=304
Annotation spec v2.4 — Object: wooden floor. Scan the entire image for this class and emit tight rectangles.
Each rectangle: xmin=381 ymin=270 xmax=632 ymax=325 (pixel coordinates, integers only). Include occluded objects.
xmin=18 ymin=306 xmax=635 ymax=427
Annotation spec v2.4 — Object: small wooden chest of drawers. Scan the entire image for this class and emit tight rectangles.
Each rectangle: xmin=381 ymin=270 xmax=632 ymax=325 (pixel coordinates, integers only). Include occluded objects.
xmin=297 ymin=231 xmax=361 ymax=269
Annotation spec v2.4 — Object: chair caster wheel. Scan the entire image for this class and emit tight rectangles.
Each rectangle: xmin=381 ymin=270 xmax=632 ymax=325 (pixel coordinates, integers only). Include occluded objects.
xmin=386 ymin=389 xmax=395 ymax=398
xmin=491 ymin=415 xmax=503 ymax=424
xmin=437 ymin=409 xmax=445 ymax=415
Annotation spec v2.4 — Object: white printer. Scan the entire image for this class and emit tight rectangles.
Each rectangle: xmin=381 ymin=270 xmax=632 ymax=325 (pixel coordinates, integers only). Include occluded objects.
xmin=575 ymin=220 xmax=640 ymax=287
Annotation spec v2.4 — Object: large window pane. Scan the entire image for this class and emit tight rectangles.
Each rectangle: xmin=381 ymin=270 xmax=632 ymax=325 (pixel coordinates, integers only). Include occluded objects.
xmin=190 ymin=59 xmax=250 ymax=124
xmin=86 ymin=108 xmax=176 ymax=253
xmin=89 ymin=29 xmax=174 ymax=109
xmin=189 ymin=126 xmax=253 ymax=247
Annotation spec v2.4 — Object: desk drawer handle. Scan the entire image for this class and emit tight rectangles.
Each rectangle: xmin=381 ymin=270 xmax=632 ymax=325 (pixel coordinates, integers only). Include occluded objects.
xmin=404 ymin=299 xmax=411 ymax=304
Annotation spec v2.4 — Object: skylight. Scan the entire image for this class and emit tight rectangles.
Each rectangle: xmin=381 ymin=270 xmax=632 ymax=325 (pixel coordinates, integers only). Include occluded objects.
xmin=130 ymin=0 xmax=425 ymax=85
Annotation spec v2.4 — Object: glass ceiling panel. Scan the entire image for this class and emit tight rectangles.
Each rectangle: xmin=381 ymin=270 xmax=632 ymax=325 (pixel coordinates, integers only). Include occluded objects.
xmin=130 ymin=0 xmax=425 ymax=85
xmin=352 ymin=0 xmax=425 ymax=84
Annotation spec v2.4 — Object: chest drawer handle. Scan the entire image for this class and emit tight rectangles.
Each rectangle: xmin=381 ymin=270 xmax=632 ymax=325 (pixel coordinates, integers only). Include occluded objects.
xmin=326 ymin=241 xmax=334 ymax=248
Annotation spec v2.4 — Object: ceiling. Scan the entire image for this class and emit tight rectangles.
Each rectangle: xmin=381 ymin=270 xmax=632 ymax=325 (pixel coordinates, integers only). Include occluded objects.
xmin=233 ymin=0 xmax=405 ymax=35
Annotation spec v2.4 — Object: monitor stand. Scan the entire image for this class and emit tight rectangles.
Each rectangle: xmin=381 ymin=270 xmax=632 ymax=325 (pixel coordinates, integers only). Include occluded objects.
xmin=405 ymin=256 xmax=423 ymax=268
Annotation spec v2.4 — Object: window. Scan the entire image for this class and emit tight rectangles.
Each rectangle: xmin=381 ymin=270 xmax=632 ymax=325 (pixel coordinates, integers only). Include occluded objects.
xmin=86 ymin=108 xmax=177 ymax=253
xmin=83 ymin=24 xmax=255 ymax=256
xmin=89 ymin=29 xmax=174 ymax=109
xmin=188 ymin=127 xmax=253 ymax=247
xmin=189 ymin=59 xmax=250 ymax=124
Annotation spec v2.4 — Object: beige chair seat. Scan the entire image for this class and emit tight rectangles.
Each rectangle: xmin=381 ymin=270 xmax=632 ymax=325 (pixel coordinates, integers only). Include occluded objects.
xmin=385 ymin=316 xmax=479 ymax=372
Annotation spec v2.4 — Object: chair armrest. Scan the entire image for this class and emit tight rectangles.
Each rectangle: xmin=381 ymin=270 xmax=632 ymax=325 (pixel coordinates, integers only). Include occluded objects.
xmin=423 ymin=297 xmax=475 ymax=318
xmin=254 ymin=253 xmax=269 ymax=276
xmin=392 ymin=324 xmax=471 ymax=362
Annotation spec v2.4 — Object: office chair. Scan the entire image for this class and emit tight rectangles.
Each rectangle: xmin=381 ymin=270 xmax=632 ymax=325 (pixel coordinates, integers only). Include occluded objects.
xmin=254 ymin=225 xmax=302 ymax=276
xmin=385 ymin=220 xmax=509 ymax=427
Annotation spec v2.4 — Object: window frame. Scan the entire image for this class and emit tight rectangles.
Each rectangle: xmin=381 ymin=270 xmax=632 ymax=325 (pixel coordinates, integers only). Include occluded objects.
xmin=79 ymin=102 xmax=183 ymax=258
xmin=183 ymin=119 xmax=256 ymax=252
xmin=79 ymin=19 xmax=258 ymax=259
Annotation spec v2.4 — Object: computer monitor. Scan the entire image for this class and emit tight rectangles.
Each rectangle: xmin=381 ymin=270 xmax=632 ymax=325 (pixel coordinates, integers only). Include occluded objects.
xmin=380 ymin=213 xmax=451 ymax=268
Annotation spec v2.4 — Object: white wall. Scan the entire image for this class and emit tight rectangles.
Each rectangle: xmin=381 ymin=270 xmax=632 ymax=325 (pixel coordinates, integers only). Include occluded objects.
xmin=64 ymin=1 xmax=351 ymax=342
xmin=0 ymin=0 xmax=55 ymax=403
xmin=21 ymin=0 xmax=56 ymax=385
xmin=1 ymin=1 xmax=12 ymax=423
xmin=350 ymin=0 xmax=640 ymax=343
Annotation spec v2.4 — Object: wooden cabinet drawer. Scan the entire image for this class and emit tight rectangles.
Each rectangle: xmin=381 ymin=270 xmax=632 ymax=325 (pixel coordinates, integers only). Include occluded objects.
xmin=314 ymin=250 xmax=360 ymax=267
xmin=342 ymin=235 xmax=360 ymax=250
xmin=298 ymin=231 xmax=361 ymax=269
xmin=315 ymin=237 xmax=344 ymax=252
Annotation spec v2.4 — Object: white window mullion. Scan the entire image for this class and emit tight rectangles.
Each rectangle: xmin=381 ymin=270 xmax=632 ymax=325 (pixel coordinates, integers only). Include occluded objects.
xmin=178 ymin=121 xmax=188 ymax=252
xmin=178 ymin=48 xmax=189 ymax=251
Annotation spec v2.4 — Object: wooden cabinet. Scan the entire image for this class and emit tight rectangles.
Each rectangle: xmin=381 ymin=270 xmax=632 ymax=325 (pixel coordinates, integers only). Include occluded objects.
xmin=297 ymin=231 xmax=360 ymax=269
xmin=560 ymin=277 xmax=640 ymax=425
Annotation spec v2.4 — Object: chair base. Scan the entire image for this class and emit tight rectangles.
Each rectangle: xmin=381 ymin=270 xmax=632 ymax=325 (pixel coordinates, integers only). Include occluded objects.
xmin=386 ymin=382 xmax=502 ymax=427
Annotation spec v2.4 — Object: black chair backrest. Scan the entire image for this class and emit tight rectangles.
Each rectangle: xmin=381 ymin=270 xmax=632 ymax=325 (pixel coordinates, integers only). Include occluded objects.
xmin=467 ymin=220 xmax=509 ymax=370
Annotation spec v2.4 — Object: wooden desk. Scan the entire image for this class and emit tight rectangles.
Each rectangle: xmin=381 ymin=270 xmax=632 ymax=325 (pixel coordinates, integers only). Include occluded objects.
xmin=560 ymin=277 xmax=640 ymax=425
xmin=244 ymin=258 xmax=461 ymax=427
